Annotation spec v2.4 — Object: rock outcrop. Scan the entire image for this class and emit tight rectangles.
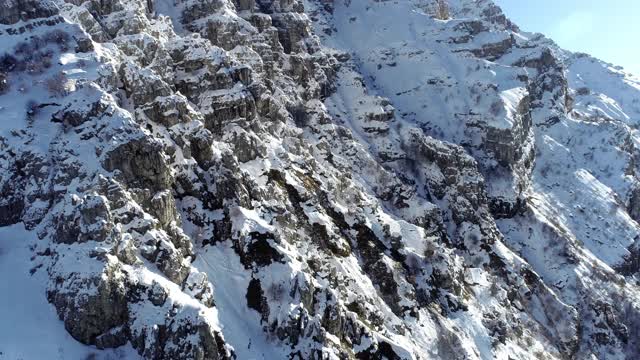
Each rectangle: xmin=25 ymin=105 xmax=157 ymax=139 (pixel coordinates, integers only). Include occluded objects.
xmin=1 ymin=0 xmax=640 ymax=359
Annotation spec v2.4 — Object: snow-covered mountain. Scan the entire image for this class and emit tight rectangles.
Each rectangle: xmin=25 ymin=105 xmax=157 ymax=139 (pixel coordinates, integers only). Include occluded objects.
xmin=1 ymin=0 xmax=640 ymax=358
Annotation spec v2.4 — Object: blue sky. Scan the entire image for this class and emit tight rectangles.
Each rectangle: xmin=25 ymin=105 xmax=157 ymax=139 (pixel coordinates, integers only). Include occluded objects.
xmin=494 ymin=0 xmax=640 ymax=76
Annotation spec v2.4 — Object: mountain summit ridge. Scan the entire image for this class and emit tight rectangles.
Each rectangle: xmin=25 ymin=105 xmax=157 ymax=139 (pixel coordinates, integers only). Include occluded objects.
xmin=1 ymin=0 xmax=639 ymax=359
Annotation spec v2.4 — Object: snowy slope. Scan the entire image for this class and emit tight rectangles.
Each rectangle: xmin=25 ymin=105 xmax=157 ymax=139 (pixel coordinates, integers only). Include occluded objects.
xmin=1 ymin=0 xmax=640 ymax=359
xmin=307 ymin=0 xmax=640 ymax=358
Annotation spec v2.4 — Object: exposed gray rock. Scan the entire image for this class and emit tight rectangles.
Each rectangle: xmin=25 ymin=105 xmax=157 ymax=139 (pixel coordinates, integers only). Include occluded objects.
xmin=103 ymin=138 xmax=173 ymax=191
xmin=48 ymin=261 xmax=129 ymax=344
xmin=0 ymin=0 xmax=58 ymax=25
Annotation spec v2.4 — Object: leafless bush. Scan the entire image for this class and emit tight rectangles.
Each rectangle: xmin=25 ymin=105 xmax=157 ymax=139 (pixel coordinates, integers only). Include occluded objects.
xmin=44 ymin=29 xmax=71 ymax=46
xmin=0 ymin=72 xmax=8 ymax=94
xmin=576 ymin=87 xmax=590 ymax=96
xmin=539 ymin=163 xmax=550 ymax=179
xmin=14 ymin=36 xmax=43 ymax=56
xmin=46 ymin=71 xmax=69 ymax=97
xmin=267 ymin=282 xmax=286 ymax=302
xmin=489 ymin=100 xmax=502 ymax=116
xmin=25 ymin=49 xmax=54 ymax=74
xmin=435 ymin=0 xmax=450 ymax=20
xmin=0 ymin=54 xmax=17 ymax=73
xmin=26 ymin=100 xmax=39 ymax=116
xmin=8 ymin=30 xmax=70 ymax=75
xmin=10 ymin=37 xmax=55 ymax=74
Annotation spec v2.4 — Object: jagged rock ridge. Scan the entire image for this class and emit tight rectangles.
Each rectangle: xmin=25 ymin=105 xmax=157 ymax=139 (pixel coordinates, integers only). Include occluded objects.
xmin=1 ymin=0 xmax=640 ymax=359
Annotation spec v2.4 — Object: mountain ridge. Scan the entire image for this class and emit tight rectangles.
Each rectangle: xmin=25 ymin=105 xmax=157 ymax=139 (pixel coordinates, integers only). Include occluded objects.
xmin=1 ymin=0 xmax=639 ymax=359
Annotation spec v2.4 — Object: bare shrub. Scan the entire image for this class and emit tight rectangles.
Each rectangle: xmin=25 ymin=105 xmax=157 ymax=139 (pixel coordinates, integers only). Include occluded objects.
xmin=489 ymin=100 xmax=502 ymax=116
xmin=267 ymin=282 xmax=286 ymax=302
xmin=44 ymin=29 xmax=70 ymax=44
xmin=0 ymin=54 xmax=17 ymax=73
xmin=9 ymin=32 xmax=68 ymax=76
xmin=26 ymin=100 xmax=39 ymax=116
xmin=576 ymin=87 xmax=590 ymax=96
xmin=0 ymin=72 xmax=8 ymax=94
xmin=14 ymin=38 xmax=37 ymax=56
xmin=435 ymin=0 xmax=450 ymax=20
xmin=25 ymin=49 xmax=54 ymax=74
xmin=46 ymin=71 xmax=69 ymax=98
xmin=44 ymin=29 xmax=71 ymax=50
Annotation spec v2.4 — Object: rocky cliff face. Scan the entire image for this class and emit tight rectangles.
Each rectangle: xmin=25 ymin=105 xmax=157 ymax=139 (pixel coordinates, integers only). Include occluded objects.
xmin=1 ymin=0 xmax=640 ymax=359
